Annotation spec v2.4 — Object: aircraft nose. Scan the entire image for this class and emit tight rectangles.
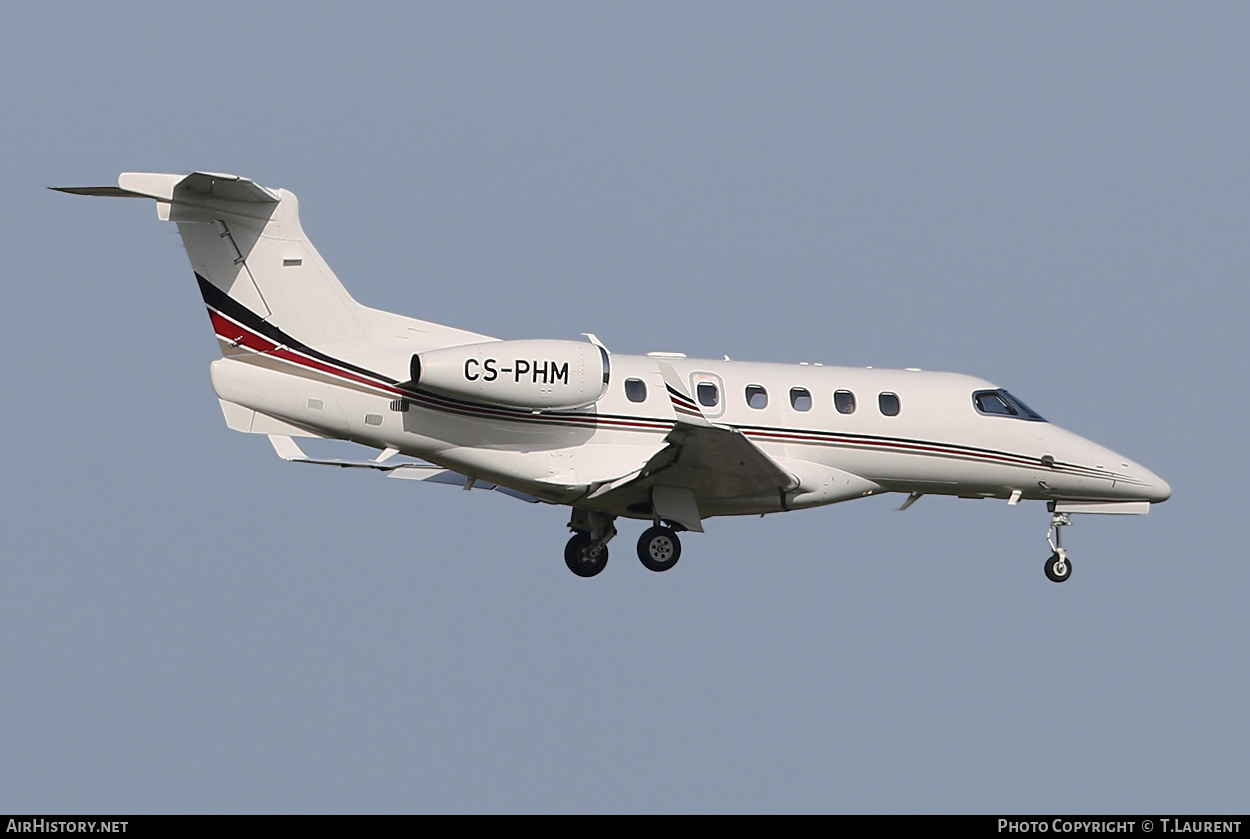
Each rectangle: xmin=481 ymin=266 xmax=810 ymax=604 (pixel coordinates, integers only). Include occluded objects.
xmin=1143 ymin=471 xmax=1171 ymax=504
xmin=1125 ymin=456 xmax=1171 ymax=504
xmin=1092 ymin=441 xmax=1171 ymax=503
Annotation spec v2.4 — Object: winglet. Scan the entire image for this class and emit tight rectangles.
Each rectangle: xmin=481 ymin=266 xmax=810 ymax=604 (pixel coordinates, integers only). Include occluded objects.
xmin=655 ymin=360 xmax=713 ymax=427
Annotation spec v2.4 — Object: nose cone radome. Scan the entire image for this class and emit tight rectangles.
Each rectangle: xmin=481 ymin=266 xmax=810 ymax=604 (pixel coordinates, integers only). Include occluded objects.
xmin=1120 ymin=454 xmax=1171 ymax=504
xmin=1144 ymin=471 xmax=1172 ymax=504
xmin=1089 ymin=440 xmax=1171 ymax=504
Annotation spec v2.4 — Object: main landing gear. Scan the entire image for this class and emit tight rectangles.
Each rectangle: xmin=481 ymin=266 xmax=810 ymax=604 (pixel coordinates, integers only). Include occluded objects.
xmin=1044 ymin=512 xmax=1073 ymax=583
xmin=564 ymin=510 xmax=684 ymax=577
xmin=565 ymin=532 xmax=608 ymax=577
xmin=637 ymin=525 xmax=682 ymax=572
xmin=564 ymin=510 xmax=616 ymax=578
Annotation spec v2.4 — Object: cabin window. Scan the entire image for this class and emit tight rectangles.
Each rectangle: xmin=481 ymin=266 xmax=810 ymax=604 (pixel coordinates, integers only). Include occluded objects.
xmin=625 ymin=378 xmax=647 ymax=403
xmin=697 ymin=381 xmax=720 ymax=408
xmin=834 ymin=390 xmax=856 ymax=414
xmin=746 ymin=385 xmax=768 ymax=409
xmin=790 ymin=387 xmax=812 ymax=412
xmin=878 ymin=392 xmax=900 ymax=416
xmin=972 ymin=389 xmax=1046 ymax=421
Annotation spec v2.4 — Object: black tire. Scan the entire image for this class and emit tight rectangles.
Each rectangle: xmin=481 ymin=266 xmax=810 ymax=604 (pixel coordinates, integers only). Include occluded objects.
xmin=565 ymin=532 xmax=608 ymax=578
xmin=637 ymin=526 xmax=682 ymax=572
xmin=1044 ymin=552 xmax=1072 ymax=583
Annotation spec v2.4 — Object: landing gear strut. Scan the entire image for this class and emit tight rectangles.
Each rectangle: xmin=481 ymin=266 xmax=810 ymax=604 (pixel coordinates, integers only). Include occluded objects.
xmin=637 ymin=525 xmax=682 ymax=572
xmin=1044 ymin=512 xmax=1072 ymax=583
xmin=564 ymin=509 xmax=617 ymax=578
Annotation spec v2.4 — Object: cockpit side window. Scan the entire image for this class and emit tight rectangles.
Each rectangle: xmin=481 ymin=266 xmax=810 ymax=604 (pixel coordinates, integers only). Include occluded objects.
xmin=973 ymin=389 xmax=1046 ymax=421
xmin=975 ymin=391 xmax=1016 ymax=416
xmin=1004 ymin=391 xmax=1045 ymax=421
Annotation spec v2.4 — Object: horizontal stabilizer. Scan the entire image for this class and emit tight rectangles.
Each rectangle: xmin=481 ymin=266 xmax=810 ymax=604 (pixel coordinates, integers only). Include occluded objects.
xmin=166 ymin=172 xmax=280 ymax=204
xmin=53 ymin=172 xmax=280 ymax=205
xmin=49 ymin=186 xmax=145 ymax=198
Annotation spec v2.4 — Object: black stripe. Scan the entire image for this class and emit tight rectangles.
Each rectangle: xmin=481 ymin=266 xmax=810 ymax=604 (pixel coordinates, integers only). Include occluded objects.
xmin=665 ymin=385 xmax=698 ymax=409
xmin=737 ymin=422 xmax=1075 ymax=471
xmin=400 ymin=385 xmax=672 ymax=429
xmin=734 ymin=426 xmax=1136 ymax=483
xmin=194 ymin=273 xmax=1128 ymax=483
xmin=196 ymin=272 xmax=398 ymax=385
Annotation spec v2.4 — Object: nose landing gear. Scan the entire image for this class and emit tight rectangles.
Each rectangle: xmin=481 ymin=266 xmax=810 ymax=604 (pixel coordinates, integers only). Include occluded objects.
xmin=1044 ymin=512 xmax=1072 ymax=583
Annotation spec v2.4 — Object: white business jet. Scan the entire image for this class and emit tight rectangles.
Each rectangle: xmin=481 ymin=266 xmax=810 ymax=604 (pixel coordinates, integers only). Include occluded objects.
xmin=56 ymin=172 xmax=1170 ymax=582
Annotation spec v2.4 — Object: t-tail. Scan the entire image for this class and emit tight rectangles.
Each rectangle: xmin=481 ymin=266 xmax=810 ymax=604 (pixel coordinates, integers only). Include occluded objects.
xmin=53 ymin=172 xmax=489 ymax=361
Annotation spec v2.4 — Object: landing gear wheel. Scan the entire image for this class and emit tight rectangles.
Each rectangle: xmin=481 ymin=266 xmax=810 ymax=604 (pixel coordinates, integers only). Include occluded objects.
xmin=637 ymin=526 xmax=681 ymax=572
xmin=1044 ymin=552 xmax=1072 ymax=583
xmin=565 ymin=532 xmax=608 ymax=578
xmin=1043 ymin=512 xmax=1074 ymax=584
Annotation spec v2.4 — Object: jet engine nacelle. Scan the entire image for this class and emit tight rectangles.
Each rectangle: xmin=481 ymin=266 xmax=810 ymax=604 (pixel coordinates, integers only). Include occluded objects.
xmin=412 ymin=339 xmax=609 ymax=410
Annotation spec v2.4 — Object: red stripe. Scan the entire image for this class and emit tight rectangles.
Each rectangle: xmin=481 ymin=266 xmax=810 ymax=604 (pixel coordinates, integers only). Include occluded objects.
xmin=739 ymin=428 xmax=1129 ymax=480
xmin=211 ymin=306 xmax=1128 ymax=481
xmin=211 ymin=308 xmax=402 ymax=397
xmin=743 ymin=428 xmax=1034 ymax=467
xmin=212 ymin=308 xmax=673 ymax=434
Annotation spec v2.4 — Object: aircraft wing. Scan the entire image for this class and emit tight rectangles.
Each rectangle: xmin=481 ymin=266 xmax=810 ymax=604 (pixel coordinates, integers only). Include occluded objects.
xmin=585 ymin=362 xmax=799 ymax=530
xmin=267 ymin=435 xmax=538 ymax=503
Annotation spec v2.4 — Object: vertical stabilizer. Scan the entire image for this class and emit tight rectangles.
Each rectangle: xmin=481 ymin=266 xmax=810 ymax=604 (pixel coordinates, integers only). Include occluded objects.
xmin=59 ymin=172 xmax=371 ymax=349
xmin=154 ymin=172 xmax=371 ymax=347
xmin=55 ymin=172 xmax=496 ymax=371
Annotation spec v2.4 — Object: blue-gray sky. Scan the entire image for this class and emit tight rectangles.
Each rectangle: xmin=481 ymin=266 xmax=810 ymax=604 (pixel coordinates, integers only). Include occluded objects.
xmin=2 ymin=3 xmax=1246 ymax=813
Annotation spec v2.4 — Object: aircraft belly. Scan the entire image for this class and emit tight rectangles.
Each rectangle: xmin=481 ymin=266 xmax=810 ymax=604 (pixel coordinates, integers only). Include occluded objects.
xmin=780 ymin=440 xmax=1036 ymax=500
xmin=427 ymin=436 xmax=665 ymax=495
xmin=394 ymin=401 xmax=664 ymax=453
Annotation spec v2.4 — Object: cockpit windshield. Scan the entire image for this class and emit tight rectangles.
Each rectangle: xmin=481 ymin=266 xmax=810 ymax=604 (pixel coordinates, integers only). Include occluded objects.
xmin=972 ymin=389 xmax=1046 ymax=422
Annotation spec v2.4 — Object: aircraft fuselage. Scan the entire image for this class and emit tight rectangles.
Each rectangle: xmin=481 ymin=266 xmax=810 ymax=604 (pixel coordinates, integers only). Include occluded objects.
xmin=58 ymin=171 xmax=1170 ymax=581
